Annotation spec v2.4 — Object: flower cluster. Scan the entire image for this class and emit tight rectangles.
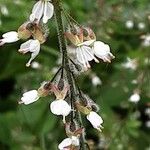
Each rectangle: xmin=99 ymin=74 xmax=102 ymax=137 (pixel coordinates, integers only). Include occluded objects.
xmin=0 ymin=0 xmax=54 ymax=66
xmin=0 ymin=0 xmax=115 ymax=149
xmin=65 ymin=25 xmax=115 ymax=70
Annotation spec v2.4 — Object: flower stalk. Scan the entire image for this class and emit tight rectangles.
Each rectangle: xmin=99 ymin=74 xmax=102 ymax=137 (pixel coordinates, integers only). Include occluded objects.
xmin=52 ymin=0 xmax=86 ymax=149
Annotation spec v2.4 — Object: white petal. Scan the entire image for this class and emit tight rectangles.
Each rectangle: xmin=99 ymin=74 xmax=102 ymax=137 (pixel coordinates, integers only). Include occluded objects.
xmin=1 ymin=31 xmax=19 ymax=43
xmin=58 ymin=138 xmax=72 ymax=150
xmin=2 ymin=31 xmax=18 ymax=38
xmin=50 ymin=100 xmax=71 ymax=116
xmin=30 ymin=1 xmax=44 ymax=22
xmin=43 ymin=2 xmax=54 ymax=23
xmin=93 ymin=41 xmax=110 ymax=56
xmin=93 ymin=41 xmax=114 ymax=62
xmin=87 ymin=111 xmax=103 ymax=129
xmin=71 ymin=136 xmax=80 ymax=146
xmin=76 ymin=47 xmax=86 ymax=65
xmin=26 ymin=40 xmax=40 ymax=67
xmin=82 ymin=46 xmax=95 ymax=61
xmin=129 ymin=93 xmax=140 ymax=103
xmin=21 ymin=90 xmax=39 ymax=105
xmin=29 ymin=40 xmax=40 ymax=52
xmin=23 ymin=90 xmax=38 ymax=97
xmin=19 ymin=39 xmax=33 ymax=53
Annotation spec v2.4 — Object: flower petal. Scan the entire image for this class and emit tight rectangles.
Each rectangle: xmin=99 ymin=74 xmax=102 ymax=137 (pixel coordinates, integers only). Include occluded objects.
xmin=20 ymin=90 xmax=39 ymax=105
xmin=58 ymin=138 xmax=72 ymax=150
xmin=71 ymin=136 xmax=80 ymax=146
xmin=87 ymin=111 xmax=103 ymax=130
xmin=50 ymin=100 xmax=71 ymax=116
xmin=19 ymin=39 xmax=33 ymax=54
xmin=43 ymin=2 xmax=54 ymax=23
xmin=30 ymin=1 xmax=44 ymax=22
xmin=1 ymin=31 xmax=19 ymax=44
xmin=93 ymin=41 xmax=114 ymax=63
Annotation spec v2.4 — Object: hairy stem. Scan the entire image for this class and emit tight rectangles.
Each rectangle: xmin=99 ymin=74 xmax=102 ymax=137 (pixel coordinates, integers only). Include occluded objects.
xmin=52 ymin=0 xmax=86 ymax=149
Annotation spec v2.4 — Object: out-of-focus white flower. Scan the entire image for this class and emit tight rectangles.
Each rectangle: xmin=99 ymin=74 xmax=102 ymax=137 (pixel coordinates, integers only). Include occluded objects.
xmin=19 ymin=90 xmax=39 ymax=105
xmin=129 ymin=93 xmax=140 ymax=103
xmin=58 ymin=136 xmax=79 ymax=150
xmin=18 ymin=39 xmax=40 ymax=67
xmin=145 ymin=108 xmax=150 ymax=117
xmin=50 ymin=99 xmax=71 ymax=123
xmin=141 ymin=34 xmax=150 ymax=47
xmin=0 ymin=31 xmax=19 ymax=46
xmin=122 ymin=58 xmax=138 ymax=70
xmin=145 ymin=120 xmax=150 ymax=128
xmin=93 ymin=41 xmax=115 ymax=63
xmin=1 ymin=5 xmax=9 ymax=16
xmin=86 ymin=111 xmax=103 ymax=131
xmin=91 ymin=74 xmax=102 ymax=86
xmin=125 ymin=20 xmax=134 ymax=29
xmin=131 ymin=80 xmax=138 ymax=84
xmin=31 ymin=61 xmax=41 ymax=69
xmin=138 ymin=22 xmax=145 ymax=30
xmin=30 ymin=0 xmax=54 ymax=23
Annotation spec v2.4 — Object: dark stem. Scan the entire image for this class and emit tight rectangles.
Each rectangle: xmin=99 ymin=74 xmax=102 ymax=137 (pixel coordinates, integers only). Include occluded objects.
xmin=52 ymin=0 xmax=86 ymax=149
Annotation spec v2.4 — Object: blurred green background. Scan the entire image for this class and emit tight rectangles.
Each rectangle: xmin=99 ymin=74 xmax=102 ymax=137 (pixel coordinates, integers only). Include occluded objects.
xmin=0 ymin=0 xmax=150 ymax=149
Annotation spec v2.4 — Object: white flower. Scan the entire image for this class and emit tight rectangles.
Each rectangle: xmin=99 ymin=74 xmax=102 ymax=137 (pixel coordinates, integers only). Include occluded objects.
xmin=91 ymin=75 xmax=102 ymax=86
xmin=69 ymin=40 xmax=114 ymax=69
xmin=50 ymin=99 xmax=71 ymax=123
xmin=31 ymin=61 xmax=41 ymax=69
xmin=141 ymin=34 xmax=150 ymax=47
xmin=58 ymin=136 xmax=79 ymax=150
xmin=138 ymin=22 xmax=145 ymax=30
xmin=145 ymin=121 xmax=150 ymax=128
xmin=86 ymin=111 xmax=103 ymax=131
xmin=145 ymin=108 xmax=150 ymax=117
xmin=18 ymin=39 xmax=40 ymax=67
xmin=1 ymin=5 xmax=9 ymax=16
xmin=19 ymin=90 xmax=39 ymax=105
xmin=93 ymin=41 xmax=115 ymax=63
xmin=129 ymin=93 xmax=140 ymax=103
xmin=125 ymin=20 xmax=134 ymax=29
xmin=30 ymin=0 xmax=54 ymax=23
xmin=122 ymin=58 xmax=138 ymax=70
xmin=72 ymin=40 xmax=98 ymax=69
xmin=0 ymin=31 xmax=19 ymax=46
xmin=76 ymin=45 xmax=98 ymax=69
